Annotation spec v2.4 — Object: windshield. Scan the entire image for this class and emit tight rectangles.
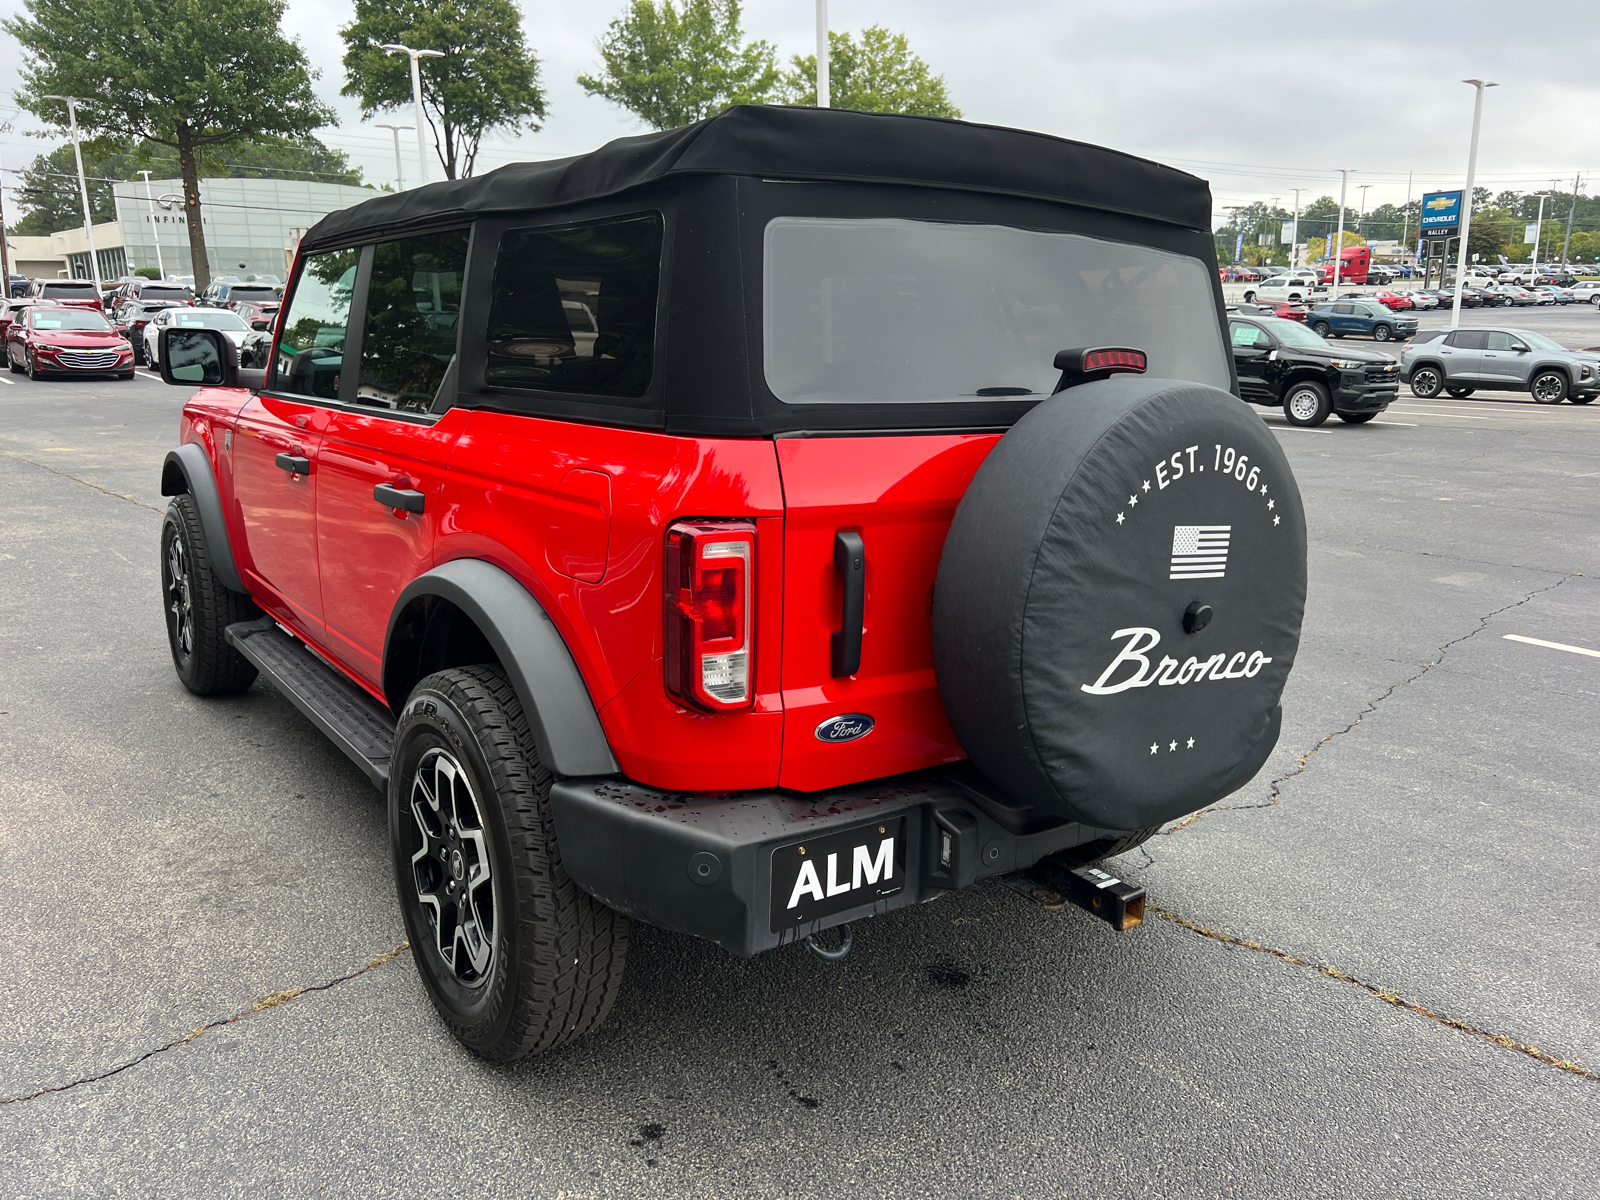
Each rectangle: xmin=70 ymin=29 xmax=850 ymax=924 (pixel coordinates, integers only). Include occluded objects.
xmin=32 ymin=310 xmax=112 ymax=331
xmin=173 ymin=311 xmax=248 ymax=331
xmin=763 ymin=217 xmax=1231 ymax=402
xmin=1260 ymin=317 xmax=1332 ymax=349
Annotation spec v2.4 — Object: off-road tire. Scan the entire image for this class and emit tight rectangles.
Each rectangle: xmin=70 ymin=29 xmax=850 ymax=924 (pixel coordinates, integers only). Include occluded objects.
xmin=1283 ymin=380 xmax=1332 ymax=427
xmin=1446 ymin=386 xmax=1474 ymax=398
xmin=1409 ymin=367 xmax=1443 ymax=398
xmin=1338 ymin=411 xmax=1378 ymax=424
xmin=1073 ymin=826 xmax=1160 ymax=863
xmin=1311 ymin=321 xmax=1331 ymax=337
xmin=391 ymin=665 xmax=629 ymax=1063
xmin=160 ymin=493 xmax=260 ymax=694
xmin=1531 ymin=370 xmax=1568 ymax=405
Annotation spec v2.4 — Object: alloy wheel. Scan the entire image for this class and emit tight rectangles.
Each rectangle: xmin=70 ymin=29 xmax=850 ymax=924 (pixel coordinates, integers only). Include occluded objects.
xmin=1532 ymin=373 xmax=1565 ymax=404
xmin=1411 ymin=369 xmax=1441 ymax=398
xmin=409 ymin=748 xmax=497 ymax=986
xmin=163 ymin=531 xmax=195 ymax=659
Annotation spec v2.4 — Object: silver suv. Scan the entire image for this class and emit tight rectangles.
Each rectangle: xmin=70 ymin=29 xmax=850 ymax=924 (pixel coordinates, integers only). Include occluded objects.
xmin=1400 ymin=328 xmax=1599 ymax=404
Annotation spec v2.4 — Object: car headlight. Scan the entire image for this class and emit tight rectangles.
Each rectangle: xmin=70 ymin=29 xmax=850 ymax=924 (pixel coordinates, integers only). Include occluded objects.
xmin=1331 ymin=359 xmax=1367 ymax=369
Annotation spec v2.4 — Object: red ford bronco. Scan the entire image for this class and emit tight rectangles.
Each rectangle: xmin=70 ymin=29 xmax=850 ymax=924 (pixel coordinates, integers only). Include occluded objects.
xmin=154 ymin=107 xmax=1307 ymax=1061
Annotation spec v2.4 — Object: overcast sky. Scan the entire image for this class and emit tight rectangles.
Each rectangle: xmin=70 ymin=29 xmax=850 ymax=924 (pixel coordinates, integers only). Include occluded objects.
xmin=4 ymin=0 xmax=1599 ymax=225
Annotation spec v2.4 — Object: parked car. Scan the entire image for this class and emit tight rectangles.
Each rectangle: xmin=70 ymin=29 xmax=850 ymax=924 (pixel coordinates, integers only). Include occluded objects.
xmin=8 ymin=273 xmax=27 ymax=298
xmin=25 ymin=278 xmax=105 ymax=313
xmin=110 ymin=279 xmax=195 ymax=307
xmin=1371 ymin=290 xmax=1414 ymax=310
xmin=5 ymin=304 xmax=134 ymax=380
xmin=1572 ymin=281 xmax=1600 ymax=306
xmin=147 ymin=105 xmax=1310 ymax=1063
xmin=231 ymin=299 xmax=281 ymax=331
xmin=143 ymin=306 xmax=252 ymax=368
xmin=1305 ymin=299 xmax=1418 ymax=342
xmin=115 ymin=299 xmax=187 ymax=363
xmin=1241 ymin=273 xmax=1324 ymax=304
xmin=0 ymin=299 xmax=36 ymax=341
xmin=1401 ymin=290 xmax=1438 ymax=309
xmin=1400 ymin=327 xmax=1598 ymax=404
xmin=1229 ymin=314 xmax=1397 ymax=426
xmin=1530 ymin=285 xmax=1574 ymax=305
xmin=1228 ymin=300 xmax=1308 ymax=322
xmin=199 ymin=281 xmax=280 ymax=309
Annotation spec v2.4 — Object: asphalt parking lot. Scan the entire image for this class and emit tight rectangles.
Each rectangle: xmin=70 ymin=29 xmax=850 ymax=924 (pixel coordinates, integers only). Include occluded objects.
xmin=1 ymin=361 xmax=1596 ymax=1198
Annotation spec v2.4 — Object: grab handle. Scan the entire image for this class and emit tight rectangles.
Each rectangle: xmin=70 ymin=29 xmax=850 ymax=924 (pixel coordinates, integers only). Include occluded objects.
xmin=830 ymin=530 xmax=865 ymax=677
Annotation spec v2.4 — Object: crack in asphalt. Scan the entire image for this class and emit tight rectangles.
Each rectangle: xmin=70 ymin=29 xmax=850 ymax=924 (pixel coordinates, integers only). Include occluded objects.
xmin=1151 ymin=907 xmax=1595 ymax=1082
xmin=1162 ymin=573 xmax=1576 ymax=836
xmin=1 ymin=450 xmax=163 ymax=513
xmin=0 ymin=943 xmax=409 ymax=1107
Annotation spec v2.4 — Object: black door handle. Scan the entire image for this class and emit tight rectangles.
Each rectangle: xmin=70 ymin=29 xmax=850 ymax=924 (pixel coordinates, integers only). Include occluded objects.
xmin=831 ymin=530 xmax=865 ymax=677
xmin=275 ymin=452 xmax=310 ymax=475
xmin=374 ymin=482 xmax=425 ymax=514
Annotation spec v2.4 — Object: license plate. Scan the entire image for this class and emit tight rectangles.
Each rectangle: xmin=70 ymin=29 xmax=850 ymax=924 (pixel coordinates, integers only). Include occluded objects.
xmin=770 ymin=816 xmax=906 ymax=932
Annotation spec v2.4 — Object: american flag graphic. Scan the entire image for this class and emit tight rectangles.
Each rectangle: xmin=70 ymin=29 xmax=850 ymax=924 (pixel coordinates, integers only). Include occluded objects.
xmin=1170 ymin=525 xmax=1231 ymax=580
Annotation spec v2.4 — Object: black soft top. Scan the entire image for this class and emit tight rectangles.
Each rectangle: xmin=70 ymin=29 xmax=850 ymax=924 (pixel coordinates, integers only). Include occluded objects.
xmin=301 ymin=105 xmax=1212 ymax=252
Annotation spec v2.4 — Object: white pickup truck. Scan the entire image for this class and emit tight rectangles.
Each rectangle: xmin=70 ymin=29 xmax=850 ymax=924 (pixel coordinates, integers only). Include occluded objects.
xmin=1241 ymin=273 xmax=1327 ymax=304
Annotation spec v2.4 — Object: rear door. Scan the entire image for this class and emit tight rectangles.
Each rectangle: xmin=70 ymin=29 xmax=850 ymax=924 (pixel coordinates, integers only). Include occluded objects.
xmin=1439 ymin=329 xmax=1487 ymax=381
xmin=314 ymin=230 xmax=471 ymax=687
xmin=775 ymin=435 xmax=995 ymax=793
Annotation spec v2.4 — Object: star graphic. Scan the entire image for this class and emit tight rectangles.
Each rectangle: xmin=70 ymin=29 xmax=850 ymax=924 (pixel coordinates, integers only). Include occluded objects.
xmin=1267 ymin=499 xmax=1275 ymax=510
xmin=1273 ymin=514 xmax=1281 ymax=526
xmin=1261 ymin=484 xmax=1269 ymax=495
xmin=1129 ymin=494 xmax=1139 ymax=507
xmin=1187 ymin=737 xmax=1195 ymax=749
xmin=1149 ymin=743 xmax=1158 ymax=755
xmin=1141 ymin=480 xmax=1151 ymax=493
xmin=1116 ymin=512 xmax=1125 ymax=525
xmin=1168 ymin=740 xmax=1178 ymax=752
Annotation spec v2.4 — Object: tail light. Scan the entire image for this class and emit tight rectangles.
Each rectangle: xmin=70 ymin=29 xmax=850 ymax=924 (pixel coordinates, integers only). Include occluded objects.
xmin=664 ymin=520 xmax=756 ymax=712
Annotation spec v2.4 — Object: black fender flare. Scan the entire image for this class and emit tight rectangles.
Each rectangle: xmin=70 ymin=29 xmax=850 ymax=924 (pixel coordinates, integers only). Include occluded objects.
xmin=384 ymin=559 xmax=620 ymax=778
xmin=160 ymin=444 xmax=245 ymax=593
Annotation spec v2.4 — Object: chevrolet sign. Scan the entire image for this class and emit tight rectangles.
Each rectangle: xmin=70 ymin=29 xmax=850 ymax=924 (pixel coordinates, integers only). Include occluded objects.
xmin=1419 ymin=190 xmax=1463 ymax=238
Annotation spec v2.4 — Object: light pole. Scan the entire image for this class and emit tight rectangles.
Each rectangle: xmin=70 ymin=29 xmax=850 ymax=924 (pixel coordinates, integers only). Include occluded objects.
xmin=43 ymin=95 xmax=102 ymax=289
xmin=1561 ymin=174 xmax=1582 ymax=268
xmin=816 ymin=0 xmax=830 ymax=108
xmin=380 ymin=44 xmax=445 ymax=185
xmin=375 ymin=123 xmax=411 ymax=191
xmin=1450 ymin=79 xmax=1497 ymax=327
xmin=1290 ymin=188 xmax=1302 ymax=267
xmin=1530 ymin=192 xmax=1549 ymax=275
xmin=1332 ymin=169 xmax=1352 ymax=291
xmin=1400 ymin=170 xmax=1414 ymax=262
xmin=1357 ymin=184 xmax=1372 ymax=235
xmin=138 ymin=170 xmax=166 ymax=280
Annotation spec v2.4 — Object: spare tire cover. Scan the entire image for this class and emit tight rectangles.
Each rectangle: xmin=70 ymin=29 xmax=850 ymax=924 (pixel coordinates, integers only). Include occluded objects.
xmin=933 ymin=376 xmax=1306 ymax=830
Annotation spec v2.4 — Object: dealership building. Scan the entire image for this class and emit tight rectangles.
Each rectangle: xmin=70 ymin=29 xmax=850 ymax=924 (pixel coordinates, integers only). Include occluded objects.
xmin=6 ymin=176 xmax=378 ymax=282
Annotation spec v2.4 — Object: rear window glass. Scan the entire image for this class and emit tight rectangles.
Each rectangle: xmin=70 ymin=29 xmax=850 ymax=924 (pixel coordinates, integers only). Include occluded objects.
xmin=762 ymin=217 xmax=1230 ymax=403
xmin=140 ymin=285 xmax=191 ymax=302
xmin=41 ymin=283 xmax=97 ymax=297
xmin=484 ymin=213 xmax=662 ymax=397
xmin=227 ymin=287 xmax=279 ymax=303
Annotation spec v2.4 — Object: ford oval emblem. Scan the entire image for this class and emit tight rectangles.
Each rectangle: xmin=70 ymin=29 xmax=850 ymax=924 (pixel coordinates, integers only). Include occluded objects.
xmin=815 ymin=714 xmax=874 ymax=743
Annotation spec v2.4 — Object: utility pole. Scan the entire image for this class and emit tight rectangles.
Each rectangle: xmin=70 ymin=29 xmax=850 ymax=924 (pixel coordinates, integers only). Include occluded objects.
xmin=1451 ymin=79 xmax=1496 ymax=328
xmin=1561 ymin=173 xmax=1582 ymax=268
xmin=0 ymin=141 xmax=11 ymax=292
xmin=380 ymin=44 xmax=445 ymax=185
xmin=138 ymin=170 xmax=166 ymax=280
xmin=375 ymin=123 xmax=411 ymax=191
xmin=816 ymin=0 xmax=830 ymax=108
xmin=1333 ymin=170 xmax=1351 ymax=290
xmin=42 ymin=94 xmax=102 ymax=289
xmin=1357 ymin=184 xmax=1372 ymax=235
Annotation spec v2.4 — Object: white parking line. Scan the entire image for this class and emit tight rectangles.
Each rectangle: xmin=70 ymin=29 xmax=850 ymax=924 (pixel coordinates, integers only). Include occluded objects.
xmin=1387 ymin=408 xmax=1492 ymax=420
xmin=1502 ymin=634 xmax=1600 ymax=659
xmin=1370 ymin=420 xmax=1418 ymax=426
xmin=135 ymin=370 xmax=163 ymax=382
xmin=1270 ymin=426 xmax=1330 ymax=434
xmin=0 ymin=376 xmax=14 ymax=386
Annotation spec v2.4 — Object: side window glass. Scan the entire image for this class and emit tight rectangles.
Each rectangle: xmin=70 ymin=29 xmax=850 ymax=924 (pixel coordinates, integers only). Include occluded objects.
xmin=356 ymin=230 xmax=470 ymax=413
xmin=274 ymin=249 xmax=359 ymax=400
xmin=1334 ymin=303 xmax=1354 ymax=314
xmin=1228 ymin=321 xmax=1257 ymax=347
xmin=1485 ymin=331 xmax=1513 ymax=351
xmin=484 ymin=213 xmax=663 ymax=397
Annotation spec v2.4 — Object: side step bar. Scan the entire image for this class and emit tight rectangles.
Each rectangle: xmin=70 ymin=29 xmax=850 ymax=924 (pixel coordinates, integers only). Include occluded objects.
xmin=226 ymin=618 xmax=396 ymax=790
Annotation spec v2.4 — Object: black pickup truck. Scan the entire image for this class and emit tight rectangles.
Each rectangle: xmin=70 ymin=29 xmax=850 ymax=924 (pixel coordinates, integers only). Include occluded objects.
xmin=1228 ymin=313 xmax=1398 ymax=427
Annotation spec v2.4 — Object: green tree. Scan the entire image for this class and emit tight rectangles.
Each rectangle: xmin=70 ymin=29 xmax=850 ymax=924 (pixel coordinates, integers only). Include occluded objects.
xmin=11 ymin=136 xmax=364 ymax=236
xmin=340 ymin=0 xmax=546 ymax=180
xmin=4 ymin=0 xmax=332 ymax=291
xmin=782 ymin=26 xmax=961 ymax=118
xmin=578 ymin=0 xmax=779 ymax=130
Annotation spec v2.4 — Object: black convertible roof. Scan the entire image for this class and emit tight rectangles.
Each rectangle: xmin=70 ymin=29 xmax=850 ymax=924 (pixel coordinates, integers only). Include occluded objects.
xmin=301 ymin=105 xmax=1211 ymax=252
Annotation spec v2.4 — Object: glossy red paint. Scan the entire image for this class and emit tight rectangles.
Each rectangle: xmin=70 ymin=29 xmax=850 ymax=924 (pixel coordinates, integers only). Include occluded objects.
xmin=774 ymin=433 xmax=1000 ymax=792
xmin=546 ymin=468 xmax=613 ymax=583
xmin=438 ymin=411 xmax=786 ymax=791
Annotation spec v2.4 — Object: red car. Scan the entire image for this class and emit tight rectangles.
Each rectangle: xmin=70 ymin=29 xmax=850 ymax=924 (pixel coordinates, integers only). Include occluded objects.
xmin=232 ymin=299 xmax=281 ymax=331
xmin=25 ymin=278 xmax=105 ymax=313
xmin=1372 ymin=290 xmax=1414 ymax=311
xmin=6 ymin=305 xmax=134 ymax=380
xmin=149 ymin=106 xmax=1308 ymax=1062
xmin=0 ymin=299 xmax=37 ymax=341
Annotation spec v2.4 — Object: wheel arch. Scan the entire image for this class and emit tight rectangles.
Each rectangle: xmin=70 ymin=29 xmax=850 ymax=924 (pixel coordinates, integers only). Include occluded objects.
xmin=160 ymin=444 xmax=245 ymax=593
xmin=384 ymin=559 xmax=619 ymax=779
xmin=1279 ymin=366 xmax=1337 ymax=397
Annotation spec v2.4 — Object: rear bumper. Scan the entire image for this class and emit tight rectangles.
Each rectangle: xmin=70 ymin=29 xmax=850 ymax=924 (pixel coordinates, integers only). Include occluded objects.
xmin=549 ymin=767 xmax=1125 ymax=958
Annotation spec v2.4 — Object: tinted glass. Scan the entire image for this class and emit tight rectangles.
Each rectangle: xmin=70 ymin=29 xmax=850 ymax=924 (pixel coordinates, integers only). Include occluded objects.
xmin=274 ymin=249 xmax=359 ymax=400
xmin=227 ymin=287 xmax=279 ymax=304
xmin=764 ymin=217 xmax=1229 ymax=402
xmin=41 ymin=282 xmax=97 ymax=297
xmin=1446 ymin=330 xmax=1487 ymax=349
xmin=357 ymin=229 xmax=470 ymax=413
xmin=140 ymin=285 xmax=191 ymax=302
xmin=485 ymin=214 xmax=662 ymax=397
xmin=1333 ymin=303 xmax=1354 ymax=314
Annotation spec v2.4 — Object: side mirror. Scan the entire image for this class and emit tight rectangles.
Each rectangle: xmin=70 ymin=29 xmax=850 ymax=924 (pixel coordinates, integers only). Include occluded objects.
xmin=1512 ymin=343 xmax=1530 ymax=353
xmin=157 ymin=326 xmax=264 ymax=390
